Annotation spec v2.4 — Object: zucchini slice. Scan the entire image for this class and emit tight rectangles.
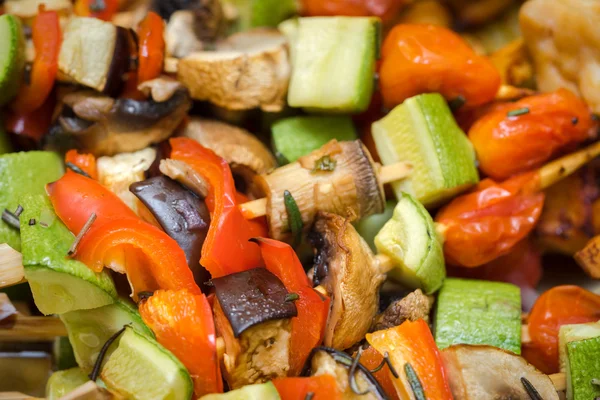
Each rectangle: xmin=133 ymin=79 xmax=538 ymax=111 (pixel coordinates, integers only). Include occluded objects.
xmin=0 ymin=14 xmax=25 ymax=106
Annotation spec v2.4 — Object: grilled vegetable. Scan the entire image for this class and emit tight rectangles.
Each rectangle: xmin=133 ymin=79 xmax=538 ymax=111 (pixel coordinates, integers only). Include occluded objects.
xmin=152 ymin=0 xmax=225 ymax=41
xmin=58 ymin=17 xmax=132 ymax=96
xmin=354 ymin=200 xmax=395 ymax=253
xmin=372 ymin=289 xmax=434 ymax=332
xmin=256 ymin=140 xmax=384 ymax=240
xmin=4 ymin=0 xmax=72 ymax=19
xmin=228 ymin=0 xmax=297 ymax=30
xmin=46 ymin=368 xmax=89 ymax=400
xmin=286 ymin=17 xmax=379 ymax=113
xmin=434 ymin=278 xmax=522 ymax=354
xmin=566 ymin=335 xmax=600 ymax=400
xmin=271 ymin=116 xmax=357 ymax=163
xmin=175 ymin=29 xmax=290 ymax=111
xmin=375 ymin=192 xmax=445 ymax=294
xmin=559 ymin=321 xmax=600 ymax=372
xmin=0 ymin=151 xmax=64 ymax=251
xmin=0 ymin=14 xmax=25 ymax=107
xmin=441 ymin=345 xmax=559 ymax=400
xmin=372 ymin=93 xmax=479 ymax=208
xmin=200 ymin=382 xmax=281 ymax=400
xmin=311 ymin=212 xmax=386 ymax=350
xmin=19 ymin=195 xmax=117 ymax=315
xmin=46 ymin=88 xmax=191 ymax=156
xmin=213 ymin=268 xmax=297 ymax=337
xmin=576 ymin=235 xmax=600 ymax=279
xmin=130 ymin=175 xmax=211 ymax=286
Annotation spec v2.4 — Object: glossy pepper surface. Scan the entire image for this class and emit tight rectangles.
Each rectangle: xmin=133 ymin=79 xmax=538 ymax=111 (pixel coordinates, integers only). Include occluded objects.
xmin=65 ymin=150 xmax=98 ymax=180
xmin=273 ymin=375 xmax=342 ymax=400
xmin=302 ymin=0 xmax=406 ymax=23
xmin=469 ymin=89 xmax=598 ymax=180
xmin=137 ymin=12 xmax=165 ymax=84
xmin=379 ymin=24 xmax=501 ymax=110
xmin=436 ymin=172 xmax=545 ymax=268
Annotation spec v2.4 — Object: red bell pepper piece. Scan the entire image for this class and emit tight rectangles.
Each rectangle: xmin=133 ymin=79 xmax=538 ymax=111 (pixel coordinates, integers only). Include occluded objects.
xmin=169 ymin=138 xmax=263 ymax=278
xmin=358 ymin=346 xmax=399 ymax=400
xmin=273 ymin=375 xmax=342 ymax=400
xmin=65 ymin=150 xmax=98 ymax=180
xmin=527 ymin=285 xmax=600 ymax=373
xmin=253 ymin=238 xmax=330 ymax=375
xmin=139 ymin=289 xmax=223 ymax=397
xmin=137 ymin=12 xmax=165 ymax=84
xmin=74 ymin=0 xmax=119 ymax=21
xmin=4 ymin=91 xmax=55 ymax=145
xmin=11 ymin=6 xmax=61 ymax=114
xmin=47 ymin=171 xmax=200 ymax=297
xmin=366 ymin=319 xmax=453 ymax=400
xmin=302 ymin=0 xmax=407 ymax=23
xmin=435 ymin=171 xmax=545 ymax=268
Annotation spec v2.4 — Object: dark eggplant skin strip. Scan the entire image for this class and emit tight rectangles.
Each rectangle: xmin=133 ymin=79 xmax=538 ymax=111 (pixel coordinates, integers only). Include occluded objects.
xmin=213 ymin=268 xmax=298 ymax=337
xmin=130 ymin=176 xmax=211 ymax=287
xmin=103 ymin=27 xmax=133 ymax=98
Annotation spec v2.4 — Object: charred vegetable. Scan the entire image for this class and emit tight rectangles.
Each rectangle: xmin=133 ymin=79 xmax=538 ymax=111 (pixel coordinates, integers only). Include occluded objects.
xmin=372 ymin=289 xmax=434 ymax=332
xmin=311 ymin=212 xmax=385 ymax=350
xmin=130 ymin=175 xmax=211 ymax=286
xmin=45 ymin=87 xmax=191 ymax=156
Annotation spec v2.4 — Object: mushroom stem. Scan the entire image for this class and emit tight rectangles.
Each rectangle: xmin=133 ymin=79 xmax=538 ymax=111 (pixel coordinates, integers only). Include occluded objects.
xmin=374 ymin=254 xmax=395 ymax=275
xmin=0 ymin=244 xmax=25 ymax=289
xmin=164 ymin=57 xmax=179 ymax=74
xmin=538 ymin=141 xmax=600 ymax=190
xmin=238 ymin=162 xmax=412 ymax=219
xmin=549 ymin=372 xmax=566 ymax=392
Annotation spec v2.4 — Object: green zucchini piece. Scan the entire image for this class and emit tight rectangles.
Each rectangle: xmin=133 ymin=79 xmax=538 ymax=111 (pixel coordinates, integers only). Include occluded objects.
xmin=46 ymin=368 xmax=90 ymax=400
xmin=566 ymin=336 xmax=600 ymax=400
xmin=374 ymin=193 xmax=445 ymax=294
xmin=60 ymin=299 xmax=153 ymax=372
xmin=19 ymin=194 xmax=116 ymax=315
xmin=271 ymin=116 xmax=357 ymax=162
xmin=287 ymin=17 xmax=379 ymax=113
xmin=559 ymin=321 xmax=600 ymax=373
xmin=0 ymin=151 xmax=64 ymax=251
xmin=372 ymin=93 xmax=479 ymax=208
xmin=200 ymin=382 xmax=280 ymax=400
xmin=53 ymin=337 xmax=78 ymax=371
xmin=0 ymin=14 xmax=25 ymax=106
xmin=228 ymin=0 xmax=297 ymax=30
xmin=354 ymin=200 xmax=396 ymax=252
xmin=100 ymin=326 xmax=193 ymax=400
xmin=434 ymin=278 xmax=521 ymax=354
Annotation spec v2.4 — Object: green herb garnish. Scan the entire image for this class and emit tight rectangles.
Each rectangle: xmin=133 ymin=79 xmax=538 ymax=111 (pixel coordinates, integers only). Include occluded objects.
xmin=405 ymin=363 xmax=426 ymax=400
xmin=312 ymin=155 xmax=337 ymax=173
xmin=507 ymin=107 xmax=530 ymax=117
xmin=283 ymin=190 xmax=303 ymax=247
xmin=285 ymin=293 xmax=300 ymax=302
xmin=68 ymin=213 xmax=96 ymax=256
xmin=89 ymin=326 xmax=127 ymax=382
xmin=2 ymin=209 xmax=20 ymax=230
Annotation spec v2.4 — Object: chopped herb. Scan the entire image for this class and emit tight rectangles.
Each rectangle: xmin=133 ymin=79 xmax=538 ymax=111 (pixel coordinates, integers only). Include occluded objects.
xmin=65 ymin=162 xmax=91 ymax=178
xmin=285 ymin=293 xmax=300 ymax=302
xmin=405 ymin=363 xmax=426 ymax=400
xmin=2 ymin=209 xmax=20 ymax=230
xmin=28 ymin=219 xmax=36 ymax=226
xmin=572 ymin=117 xmax=579 ymax=125
xmin=348 ymin=346 xmax=370 ymax=396
xmin=138 ymin=291 xmax=154 ymax=301
xmin=507 ymin=108 xmax=530 ymax=117
xmin=39 ymin=222 xmax=48 ymax=228
xmin=68 ymin=213 xmax=97 ymax=256
xmin=283 ymin=190 xmax=303 ymax=248
xmin=305 ymin=393 xmax=314 ymax=400
xmin=312 ymin=155 xmax=337 ymax=173
xmin=89 ymin=326 xmax=127 ymax=382
xmin=448 ymin=95 xmax=466 ymax=111
xmin=521 ymin=377 xmax=543 ymax=400
xmin=13 ymin=205 xmax=23 ymax=217
xmin=369 ymin=351 xmax=399 ymax=378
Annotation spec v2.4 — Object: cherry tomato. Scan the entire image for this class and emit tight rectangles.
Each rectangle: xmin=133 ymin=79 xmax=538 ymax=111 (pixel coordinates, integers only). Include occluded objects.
xmin=436 ymin=172 xmax=545 ymax=267
xmin=379 ymin=24 xmax=501 ymax=110
xmin=528 ymin=285 xmax=600 ymax=373
xmin=302 ymin=0 xmax=407 ymax=23
xmin=469 ymin=89 xmax=598 ymax=180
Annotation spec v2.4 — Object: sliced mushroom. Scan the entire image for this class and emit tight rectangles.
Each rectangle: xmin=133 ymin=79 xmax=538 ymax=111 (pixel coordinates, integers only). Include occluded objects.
xmin=159 ymin=159 xmax=210 ymax=198
xmin=138 ymin=76 xmax=186 ymax=103
xmin=371 ymin=289 xmax=434 ymax=332
xmin=45 ymin=87 xmax=191 ymax=156
xmin=96 ymin=147 xmax=157 ymax=212
xmin=310 ymin=351 xmax=384 ymax=400
xmin=152 ymin=0 xmax=225 ymax=41
xmin=175 ymin=29 xmax=291 ymax=111
xmin=310 ymin=212 xmax=386 ymax=350
xmin=165 ymin=10 xmax=205 ymax=58
xmin=178 ymin=118 xmax=276 ymax=195
xmin=441 ymin=344 xmax=559 ymax=400
xmin=58 ymin=17 xmax=132 ymax=97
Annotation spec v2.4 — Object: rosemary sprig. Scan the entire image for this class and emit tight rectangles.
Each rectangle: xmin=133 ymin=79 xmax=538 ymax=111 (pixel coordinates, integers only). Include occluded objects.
xmin=65 ymin=162 xmax=91 ymax=178
xmin=369 ymin=351 xmax=399 ymax=378
xmin=507 ymin=107 xmax=530 ymax=117
xmin=405 ymin=363 xmax=426 ymax=400
xmin=284 ymin=190 xmax=303 ymax=248
xmin=349 ymin=346 xmax=370 ymax=395
xmin=520 ymin=377 xmax=543 ymax=400
xmin=285 ymin=293 xmax=300 ymax=302
xmin=2 ymin=209 xmax=20 ymax=230
xmin=89 ymin=326 xmax=127 ymax=381
xmin=68 ymin=213 xmax=97 ymax=256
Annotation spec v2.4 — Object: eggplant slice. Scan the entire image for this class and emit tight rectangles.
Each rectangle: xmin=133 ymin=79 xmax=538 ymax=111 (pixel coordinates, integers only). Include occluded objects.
xmin=130 ymin=175 xmax=211 ymax=287
xmin=45 ymin=87 xmax=191 ymax=157
xmin=441 ymin=344 xmax=559 ymax=400
xmin=311 ymin=212 xmax=386 ymax=350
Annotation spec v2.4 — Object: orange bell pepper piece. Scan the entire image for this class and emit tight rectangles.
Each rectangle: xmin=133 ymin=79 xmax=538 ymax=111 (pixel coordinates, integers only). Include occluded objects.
xmin=169 ymin=138 xmax=263 ymax=278
xmin=273 ymin=375 xmax=342 ymax=400
xmin=436 ymin=171 xmax=545 ymax=268
xmin=11 ymin=6 xmax=61 ymax=114
xmin=65 ymin=150 xmax=98 ymax=180
xmin=358 ymin=346 xmax=399 ymax=400
xmin=137 ymin=12 xmax=165 ymax=84
xmin=527 ymin=285 xmax=600 ymax=373
xmin=469 ymin=89 xmax=598 ymax=180
xmin=252 ymin=238 xmax=330 ymax=375
xmin=74 ymin=0 xmax=119 ymax=21
xmin=379 ymin=24 xmax=501 ymax=110
xmin=139 ymin=290 xmax=223 ymax=397
xmin=366 ymin=319 xmax=453 ymax=400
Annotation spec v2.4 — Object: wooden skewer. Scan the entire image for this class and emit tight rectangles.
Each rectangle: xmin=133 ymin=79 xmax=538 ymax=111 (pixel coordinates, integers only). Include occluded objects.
xmin=0 ymin=314 xmax=67 ymax=342
xmin=239 ymin=163 xmax=413 ymax=219
xmin=59 ymin=381 xmax=116 ymax=400
xmin=538 ymin=141 xmax=600 ymax=190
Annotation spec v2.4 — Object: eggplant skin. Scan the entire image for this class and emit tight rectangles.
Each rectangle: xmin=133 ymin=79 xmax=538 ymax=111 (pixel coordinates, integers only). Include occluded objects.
xmin=213 ymin=268 xmax=297 ymax=337
xmin=130 ymin=175 xmax=210 ymax=286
